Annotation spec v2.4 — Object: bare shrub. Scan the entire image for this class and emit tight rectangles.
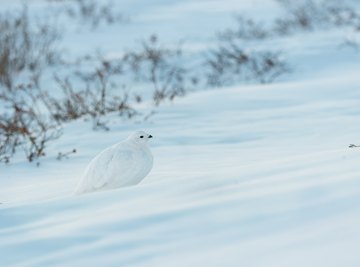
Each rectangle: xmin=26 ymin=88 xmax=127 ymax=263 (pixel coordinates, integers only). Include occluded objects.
xmin=41 ymin=75 xmax=91 ymax=122
xmin=275 ymin=0 xmax=360 ymax=35
xmin=208 ymin=0 xmax=360 ymax=87
xmin=325 ymin=3 xmax=360 ymax=27
xmin=219 ymin=15 xmax=269 ymax=41
xmin=220 ymin=1 xmax=360 ymax=42
xmin=0 ymin=5 xmax=61 ymax=92
xmin=0 ymin=85 xmax=61 ymax=163
xmin=275 ymin=0 xmax=360 ymax=50
xmin=0 ymin=1 xmax=131 ymax=163
xmin=274 ymin=0 xmax=322 ymax=34
xmin=0 ymin=5 xmax=62 ymax=163
xmin=206 ymin=40 xmax=289 ymax=86
xmin=43 ymin=55 xmax=137 ymax=130
xmin=123 ymin=35 xmax=192 ymax=105
xmin=47 ymin=0 xmax=126 ymax=29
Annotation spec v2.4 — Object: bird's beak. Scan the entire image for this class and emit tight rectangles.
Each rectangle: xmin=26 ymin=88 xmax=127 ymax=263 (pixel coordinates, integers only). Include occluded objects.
xmin=148 ymin=135 xmax=153 ymax=138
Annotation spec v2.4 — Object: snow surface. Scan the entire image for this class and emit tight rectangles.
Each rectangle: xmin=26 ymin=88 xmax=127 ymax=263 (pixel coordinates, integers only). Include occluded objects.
xmin=1 ymin=0 xmax=360 ymax=266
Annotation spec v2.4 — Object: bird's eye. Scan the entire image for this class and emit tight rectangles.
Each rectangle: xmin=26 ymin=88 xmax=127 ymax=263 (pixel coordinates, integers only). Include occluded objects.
xmin=140 ymin=136 xmax=144 ymax=138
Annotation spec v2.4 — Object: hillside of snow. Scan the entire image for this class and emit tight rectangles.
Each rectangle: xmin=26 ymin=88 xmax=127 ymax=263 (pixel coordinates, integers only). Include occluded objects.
xmin=1 ymin=0 xmax=360 ymax=266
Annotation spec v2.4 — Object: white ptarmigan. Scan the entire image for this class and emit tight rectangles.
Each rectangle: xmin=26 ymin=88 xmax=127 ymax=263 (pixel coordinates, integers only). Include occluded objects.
xmin=75 ymin=131 xmax=153 ymax=194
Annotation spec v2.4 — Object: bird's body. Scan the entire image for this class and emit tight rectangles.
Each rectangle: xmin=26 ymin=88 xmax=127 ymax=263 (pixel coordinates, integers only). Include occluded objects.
xmin=75 ymin=131 xmax=153 ymax=194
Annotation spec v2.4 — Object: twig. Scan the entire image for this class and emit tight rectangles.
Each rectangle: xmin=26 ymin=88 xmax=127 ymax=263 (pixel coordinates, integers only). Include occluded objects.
xmin=57 ymin=148 xmax=77 ymax=160
xmin=349 ymin=144 xmax=360 ymax=148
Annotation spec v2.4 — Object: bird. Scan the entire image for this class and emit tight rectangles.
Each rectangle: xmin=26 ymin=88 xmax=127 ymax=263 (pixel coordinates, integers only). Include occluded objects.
xmin=75 ymin=131 xmax=153 ymax=194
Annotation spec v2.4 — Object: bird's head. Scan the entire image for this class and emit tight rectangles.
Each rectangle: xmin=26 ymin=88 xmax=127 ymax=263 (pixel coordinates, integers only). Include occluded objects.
xmin=127 ymin=131 xmax=153 ymax=145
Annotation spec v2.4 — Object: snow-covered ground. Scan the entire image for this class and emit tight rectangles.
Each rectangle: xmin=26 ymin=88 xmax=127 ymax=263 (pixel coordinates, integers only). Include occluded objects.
xmin=1 ymin=0 xmax=360 ymax=266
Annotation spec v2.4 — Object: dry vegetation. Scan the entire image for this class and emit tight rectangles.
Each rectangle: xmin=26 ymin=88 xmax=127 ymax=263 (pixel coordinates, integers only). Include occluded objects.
xmin=123 ymin=35 xmax=194 ymax=105
xmin=47 ymin=0 xmax=126 ymax=29
xmin=1 ymin=0 xmax=359 ymax=163
xmin=0 ymin=6 xmax=62 ymax=163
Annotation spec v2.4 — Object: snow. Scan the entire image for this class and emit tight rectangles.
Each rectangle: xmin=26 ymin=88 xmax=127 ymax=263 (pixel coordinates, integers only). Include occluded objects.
xmin=1 ymin=0 xmax=360 ymax=266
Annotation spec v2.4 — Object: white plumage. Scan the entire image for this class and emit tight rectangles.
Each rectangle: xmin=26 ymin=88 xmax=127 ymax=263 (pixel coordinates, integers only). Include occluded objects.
xmin=75 ymin=131 xmax=153 ymax=194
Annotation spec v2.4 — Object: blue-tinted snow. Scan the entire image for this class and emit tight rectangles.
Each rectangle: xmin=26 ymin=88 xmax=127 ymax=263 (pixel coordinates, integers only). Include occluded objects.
xmin=1 ymin=0 xmax=360 ymax=266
